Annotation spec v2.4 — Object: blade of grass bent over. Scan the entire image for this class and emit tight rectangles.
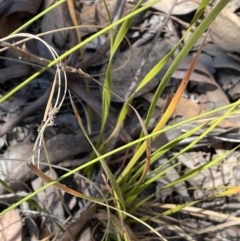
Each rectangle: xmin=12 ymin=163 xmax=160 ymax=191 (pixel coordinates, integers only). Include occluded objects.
xmin=68 ymin=91 xmax=126 ymax=212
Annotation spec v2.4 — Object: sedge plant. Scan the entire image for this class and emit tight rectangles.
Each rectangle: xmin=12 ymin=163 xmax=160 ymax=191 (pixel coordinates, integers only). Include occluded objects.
xmin=1 ymin=0 xmax=237 ymax=240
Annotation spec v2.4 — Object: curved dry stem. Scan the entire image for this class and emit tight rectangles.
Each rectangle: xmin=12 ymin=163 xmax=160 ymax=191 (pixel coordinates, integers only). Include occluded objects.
xmin=0 ymin=33 xmax=67 ymax=167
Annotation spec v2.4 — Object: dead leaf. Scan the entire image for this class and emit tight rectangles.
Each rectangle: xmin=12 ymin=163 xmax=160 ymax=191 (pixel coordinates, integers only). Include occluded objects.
xmin=100 ymin=39 xmax=172 ymax=102
xmin=155 ymin=155 xmax=191 ymax=202
xmin=0 ymin=133 xmax=92 ymax=195
xmin=0 ymin=0 xmax=14 ymax=17
xmin=0 ymin=142 xmax=33 ymax=183
xmin=217 ymin=119 xmax=237 ymax=129
xmin=0 ymin=65 xmax=31 ymax=84
xmin=41 ymin=1 xmax=78 ymax=64
xmin=174 ymin=56 xmax=230 ymax=114
xmin=173 ymin=97 xmax=203 ymax=118
xmin=217 ymin=68 xmax=240 ymax=98
xmin=200 ymin=83 xmax=229 ymax=112
xmin=172 ymin=70 xmax=217 ymax=86
xmin=202 ymin=44 xmax=240 ymax=71
xmin=0 ymin=14 xmax=22 ymax=37
xmin=127 ymin=0 xmax=200 ymax=15
xmin=178 ymin=56 xmax=214 ymax=81
xmin=4 ymin=0 xmax=42 ymax=15
xmin=79 ymin=0 xmax=134 ymax=37
xmin=226 ymin=0 xmax=240 ymax=12
xmin=31 ymin=169 xmax=64 ymax=231
xmin=60 ymin=203 xmax=97 ymax=241
xmin=77 ymin=228 xmax=91 ymax=241
xmin=209 ymin=8 xmax=240 ymax=53
xmin=0 ymin=210 xmax=22 ymax=241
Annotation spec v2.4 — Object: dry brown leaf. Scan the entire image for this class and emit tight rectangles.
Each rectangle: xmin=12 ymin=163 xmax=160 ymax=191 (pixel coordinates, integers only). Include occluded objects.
xmin=79 ymin=0 xmax=134 ymax=37
xmin=175 ymin=56 xmax=230 ymax=114
xmin=100 ymin=39 xmax=172 ymax=102
xmin=4 ymin=0 xmax=42 ymax=15
xmin=202 ymin=44 xmax=240 ymax=71
xmin=60 ymin=203 xmax=97 ymax=241
xmin=0 ymin=0 xmax=15 ymax=17
xmin=173 ymin=97 xmax=203 ymax=118
xmin=216 ymin=119 xmax=237 ymax=129
xmin=41 ymin=0 xmax=78 ymax=64
xmin=0 ymin=65 xmax=31 ymax=84
xmin=0 ymin=0 xmax=41 ymax=36
xmin=177 ymin=98 xmax=236 ymax=128
xmin=178 ymin=56 xmax=214 ymax=80
xmin=78 ymin=228 xmax=91 ymax=241
xmin=0 ymin=134 xmax=92 ymax=195
xmin=209 ymin=8 xmax=240 ymax=53
xmin=0 ymin=210 xmax=22 ymax=241
xmin=148 ymin=51 xmax=234 ymax=128
xmin=127 ymin=0 xmax=200 ymax=15
xmin=41 ymin=1 xmax=74 ymax=49
xmin=172 ymin=70 xmax=217 ymax=85
xmin=31 ymin=169 xmax=64 ymax=231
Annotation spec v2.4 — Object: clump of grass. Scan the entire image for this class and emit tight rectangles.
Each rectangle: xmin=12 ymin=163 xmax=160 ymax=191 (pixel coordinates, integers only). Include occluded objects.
xmin=0 ymin=0 xmax=236 ymax=240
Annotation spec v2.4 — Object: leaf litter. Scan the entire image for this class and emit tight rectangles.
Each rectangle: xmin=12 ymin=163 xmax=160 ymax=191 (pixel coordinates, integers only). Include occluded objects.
xmin=0 ymin=0 xmax=240 ymax=240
